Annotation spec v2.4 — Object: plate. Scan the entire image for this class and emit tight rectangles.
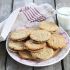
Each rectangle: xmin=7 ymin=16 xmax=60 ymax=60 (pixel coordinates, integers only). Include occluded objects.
xmin=6 ymin=27 xmax=70 ymax=67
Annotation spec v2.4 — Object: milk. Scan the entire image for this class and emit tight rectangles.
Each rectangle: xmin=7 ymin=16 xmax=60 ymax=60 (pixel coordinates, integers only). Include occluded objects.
xmin=57 ymin=7 xmax=70 ymax=30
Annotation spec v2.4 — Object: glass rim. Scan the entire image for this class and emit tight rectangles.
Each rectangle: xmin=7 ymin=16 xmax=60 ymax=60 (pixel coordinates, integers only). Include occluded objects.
xmin=56 ymin=7 xmax=70 ymax=16
xmin=56 ymin=3 xmax=70 ymax=16
xmin=57 ymin=11 xmax=70 ymax=16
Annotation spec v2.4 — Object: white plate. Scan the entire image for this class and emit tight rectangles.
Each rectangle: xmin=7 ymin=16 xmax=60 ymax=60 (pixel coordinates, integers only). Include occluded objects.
xmin=6 ymin=27 xmax=70 ymax=67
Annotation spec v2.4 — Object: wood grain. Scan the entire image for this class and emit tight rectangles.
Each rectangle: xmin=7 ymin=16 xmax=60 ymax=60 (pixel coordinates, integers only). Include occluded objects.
xmin=63 ymin=30 xmax=70 ymax=70
xmin=34 ymin=0 xmax=54 ymax=7
xmin=0 ymin=42 xmax=6 ymax=70
xmin=13 ymin=0 xmax=33 ymax=10
xmin=0 ymin=0 xmax=12 ymax=70
xmin=63 ymin=54 xmax=70 ymax=70
xmin=0 ymin=0 xmax=12 ymax=22
xmin=34 ymin=62 xmax=62 ymax=70
xmin=6 ymin=56 xmax=33 ymax=70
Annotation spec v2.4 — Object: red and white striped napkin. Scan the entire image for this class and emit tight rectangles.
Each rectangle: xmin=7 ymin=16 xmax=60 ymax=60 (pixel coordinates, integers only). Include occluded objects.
xmin=12 ymin=3 xmax=55 ymax=30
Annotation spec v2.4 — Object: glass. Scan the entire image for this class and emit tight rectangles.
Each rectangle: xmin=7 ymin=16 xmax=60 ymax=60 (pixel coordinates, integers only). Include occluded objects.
xmin=56 ymin=3 xmax=70 ymax=30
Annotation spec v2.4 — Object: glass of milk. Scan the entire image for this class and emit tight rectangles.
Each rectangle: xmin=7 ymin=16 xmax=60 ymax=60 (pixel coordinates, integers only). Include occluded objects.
xmin=57 ymin=3 xmax=70 ymax=30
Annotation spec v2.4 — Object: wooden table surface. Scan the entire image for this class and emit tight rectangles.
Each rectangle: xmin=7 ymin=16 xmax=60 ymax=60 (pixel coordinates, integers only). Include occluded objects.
xmin=0 ymin=0 xmax=70 ymax=70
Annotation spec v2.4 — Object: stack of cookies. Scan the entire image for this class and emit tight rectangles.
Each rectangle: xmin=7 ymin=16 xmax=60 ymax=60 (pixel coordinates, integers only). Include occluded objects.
xmin=8 ymin=21 xmax=67 ymax=61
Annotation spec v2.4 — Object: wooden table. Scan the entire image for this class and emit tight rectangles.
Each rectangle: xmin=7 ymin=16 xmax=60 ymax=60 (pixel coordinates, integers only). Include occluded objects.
xmin=0 ymin=0 xmax=70 ymax=70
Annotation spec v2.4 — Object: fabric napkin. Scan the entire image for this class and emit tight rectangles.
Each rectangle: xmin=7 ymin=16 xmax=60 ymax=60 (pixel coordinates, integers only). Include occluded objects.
xmin=0 ymin=3 xmax=55 ymax=41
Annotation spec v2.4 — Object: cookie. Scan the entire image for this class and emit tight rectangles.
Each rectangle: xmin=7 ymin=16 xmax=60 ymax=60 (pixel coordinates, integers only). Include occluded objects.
xmin=10 ymin=29 xmax=30 ymax=40
xmin=25 ymin=40 xmax=46 ymax=51
xmin=47 ymin=34 xmax=67 ymax=49
xmin=53 ymin=49 xmax=60 ymax=56
xmin=30 ymin=30 xmax=51 ymax=42
xmin=8 ymin=48 xmax=17 ymax=52
xmin=8 ymin=40 xmax=26 ymax=50
xmin=24 ymin=28 xmax=39 ymax=35
xmin=31 ymin=46 xmax=54 ymax=60
xmin=18 ymin=50 xmax=36 ymax=60
xmin=39 ymin=21 xmax=58 ymax=32
xmin=51 ymin=30 xmax=59 ymax=34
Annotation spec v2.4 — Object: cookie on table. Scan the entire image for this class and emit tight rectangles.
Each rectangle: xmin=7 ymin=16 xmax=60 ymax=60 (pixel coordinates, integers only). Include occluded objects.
xmin=47 ymin=34 xmax=67 ymax=49
xmin=25 ymin=40 xmax=46 ymax=51
xmin=31 ymin=46 xmax=54 ymax=60
xmin=30 ymin=30 xmax=51 ymax=42
xmin=10 ymin=29 xmax=30 ymax=41
xmin=8 ymin=40 xmax=26 ymax=51
xmin=39 ymin=21 xmax=59 ymax=32
xmin=18 ymin=50 xmax=36 ymax=60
